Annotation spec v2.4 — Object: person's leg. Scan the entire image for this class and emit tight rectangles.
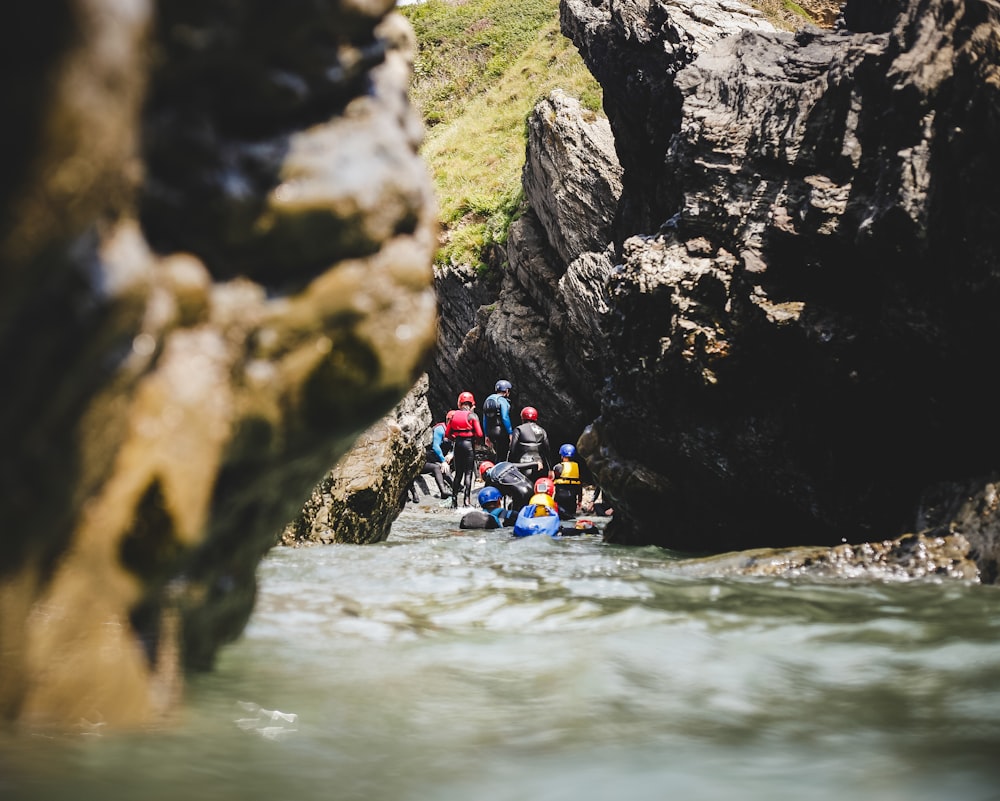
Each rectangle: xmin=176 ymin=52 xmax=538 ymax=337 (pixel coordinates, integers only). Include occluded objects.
xmin=496 ymin=432 xmax=510 ymax=463
xmin=463 ymin=463 xmax=474 ymax=506
xmin=451 ymin=462 xmax=462 ymax=507
xmin=555 ymin=487 xmax=576 ymax=519
xmin=428 ymin=462 xmax=450 ymax=497
xmin=451 ymin=442 xmax=471 ymax=507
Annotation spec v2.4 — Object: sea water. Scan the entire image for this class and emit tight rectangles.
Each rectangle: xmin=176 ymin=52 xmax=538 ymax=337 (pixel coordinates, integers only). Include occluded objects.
xmin=3 ymin=502 xmax=999 ymax=800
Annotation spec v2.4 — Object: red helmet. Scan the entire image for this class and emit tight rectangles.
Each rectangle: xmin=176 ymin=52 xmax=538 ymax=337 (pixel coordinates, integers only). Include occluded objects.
xmin=458 ymin=391 xmax=475 ymax=407
xmin=478 ymin=460 xmax=495 ymax=477
xmin=521 ymin=406 xmax=538 ymax=421
xmin=534 ymin=476 xmax=555 ymax=496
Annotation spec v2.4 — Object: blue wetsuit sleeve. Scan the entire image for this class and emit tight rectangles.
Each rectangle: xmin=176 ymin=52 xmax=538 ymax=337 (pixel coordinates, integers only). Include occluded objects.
xmin=432 ymin=426 xmax=446 ymax=462
xmin=500 ymin=398 xmax=513 ymax=435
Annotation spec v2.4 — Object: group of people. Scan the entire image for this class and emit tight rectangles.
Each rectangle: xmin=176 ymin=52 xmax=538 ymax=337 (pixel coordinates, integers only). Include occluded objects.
xmin=463 ymin=446 xmax=590 ymax=534
xmin=407 ymin=378 xmax=609 ymax=535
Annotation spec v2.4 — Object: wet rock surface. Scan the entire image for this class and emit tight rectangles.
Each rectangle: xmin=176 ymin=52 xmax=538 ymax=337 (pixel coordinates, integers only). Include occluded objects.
xmin=282 ymin=376 xmax=433 ymax=546
xmin=431 ymin=0 xmax=1000 ymax=584
xmin=677 ymin=532 xmax=980 ymax=582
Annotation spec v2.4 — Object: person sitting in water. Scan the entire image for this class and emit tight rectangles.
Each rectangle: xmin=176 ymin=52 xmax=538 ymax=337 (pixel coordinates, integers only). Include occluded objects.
xmin=421 ymin=421 xmax=453 ymax=499
xmin=460 ymin=486 xmax=514 ymax=530
xmin=581 ymin=486 xmax=614 ymax=516
xmin=479 ymin=460 xmax=534 ymax=512
xmin=514 ymin=487 xmax=595 ymax=537
xmin=512 ymin=492 xmax=562 ymax=537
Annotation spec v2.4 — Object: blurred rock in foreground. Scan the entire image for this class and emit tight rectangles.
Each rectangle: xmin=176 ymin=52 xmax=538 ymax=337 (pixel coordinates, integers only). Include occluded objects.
xmin=0 ymin=0 xmax=436 ymax=726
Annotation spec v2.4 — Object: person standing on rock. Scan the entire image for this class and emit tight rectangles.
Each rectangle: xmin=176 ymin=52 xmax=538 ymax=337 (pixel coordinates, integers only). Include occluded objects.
xmin=509 ymin=406 xmax=551 ymax=484
xmin=445 ymin=391 xmax=483 ymax=508
xmin=483 ymin=379 xmax=514 ymax=461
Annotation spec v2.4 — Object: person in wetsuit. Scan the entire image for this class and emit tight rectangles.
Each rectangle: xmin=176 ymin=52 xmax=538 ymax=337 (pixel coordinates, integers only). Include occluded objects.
xmin=508 ymin=406 xmax=551 ymax=484
xmin=444 ymin=391 xmax=483 ymax=508
xmin=552 ymin=443 xmax=583 ymax=519
xmin=421 ymin=421 xmax=452 ymax=498
xmin=482 ymin=379 xmax=514 ymax=462
xmin=459 ymin=486 xmax=514 ymax=529
xmin=479 ymin=459 xmax=534 ymax=512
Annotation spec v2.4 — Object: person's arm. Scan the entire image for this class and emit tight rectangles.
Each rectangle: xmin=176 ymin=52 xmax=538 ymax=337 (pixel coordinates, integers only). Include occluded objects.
xmin=432 ymin=426 xmax=446 ymax=462
xmin=471 ymin=412 xmax=484 ymax=439
xmin=509 ymin=426 xmax=521 ymax=458
xmin=500 ymin=399 xmax=513 ymax=435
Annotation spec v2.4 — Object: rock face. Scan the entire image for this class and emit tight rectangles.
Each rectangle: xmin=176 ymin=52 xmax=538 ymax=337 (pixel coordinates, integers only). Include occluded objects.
xmin=433 ymin=0 xmax=1000 ymax=580
xmin=560 ymin=0 xmax=776 ymax=235
xmin=430 ymin=91 xmax=623 ymax=452
xmin=282 ymin=376 xmax=432 ymax=545
xmin=562 ymin=0 xmax=1000 ymax=559
xmin=0 ymin=0 xmax=436 ymax=725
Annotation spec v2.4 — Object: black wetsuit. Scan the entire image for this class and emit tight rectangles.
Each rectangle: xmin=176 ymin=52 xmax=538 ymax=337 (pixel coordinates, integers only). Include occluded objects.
xmin=421 ymin=443 xmax=451 ymax=497
xmin=459 ymin=507 xmax=513 ymax=529
xmin=484 ymin=461 xmax=534 ymax=512
xmin=483 ymin=393 xmax=513 ymax=462
xmin=509 ymin=421 xmax=551 ymax=483
xmin=445 ymin=409 xmax=483 ymax=507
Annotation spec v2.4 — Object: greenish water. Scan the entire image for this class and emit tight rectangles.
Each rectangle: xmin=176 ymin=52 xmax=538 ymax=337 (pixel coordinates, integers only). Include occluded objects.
xmin=3 ymin=503 xmax=1000 ymax=800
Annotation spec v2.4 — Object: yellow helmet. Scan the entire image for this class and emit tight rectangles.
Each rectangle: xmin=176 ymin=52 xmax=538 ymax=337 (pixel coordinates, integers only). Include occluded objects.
xmin=529 ymin=493 xmax=557 ymax=514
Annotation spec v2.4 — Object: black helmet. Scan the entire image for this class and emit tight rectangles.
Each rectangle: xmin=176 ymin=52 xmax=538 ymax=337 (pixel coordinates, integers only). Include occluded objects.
xmin=495 ymin=379 xmax=512 ymax=393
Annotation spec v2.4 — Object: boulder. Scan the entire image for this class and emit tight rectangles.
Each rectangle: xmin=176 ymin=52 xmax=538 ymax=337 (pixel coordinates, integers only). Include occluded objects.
xmin=282 ymin=376 xmax=433 ymax=545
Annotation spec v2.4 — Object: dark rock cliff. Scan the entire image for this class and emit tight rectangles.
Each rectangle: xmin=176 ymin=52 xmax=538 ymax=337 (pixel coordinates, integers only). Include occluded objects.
xmin=566 ymin=0 xmax=1000 ymax=555
xmin=430 ymin=90 xmax=623 ymax=452
xmin=434 ymin=0 xmax=1000 ymax=578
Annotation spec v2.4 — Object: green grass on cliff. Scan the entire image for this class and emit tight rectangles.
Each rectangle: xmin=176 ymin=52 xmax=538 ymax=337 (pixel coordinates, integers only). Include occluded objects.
xmin=401 ymin=0 xmax=816 ymax=273
xmin=401 ymin=0 xmax=602 ymax=272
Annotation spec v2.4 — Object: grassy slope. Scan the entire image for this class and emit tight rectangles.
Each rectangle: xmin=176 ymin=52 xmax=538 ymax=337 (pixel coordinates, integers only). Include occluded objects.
xmin=402 ymin=0 xmax=814 ymax=272
xmin=402 ymin=0 xmax=601 ymax=271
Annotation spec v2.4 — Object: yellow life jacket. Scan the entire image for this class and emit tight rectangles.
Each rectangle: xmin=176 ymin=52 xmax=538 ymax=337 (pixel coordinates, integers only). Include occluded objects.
xmin=554 ymin=460 xmax=581 ymax=485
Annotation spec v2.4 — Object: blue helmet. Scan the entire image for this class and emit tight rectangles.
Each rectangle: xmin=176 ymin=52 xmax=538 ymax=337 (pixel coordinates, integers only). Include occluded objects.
xmin=559 ymin=443 xmax=577 ymax=459
xmin=495 ymin=379 xmax=512 ymax=392
xmin=478 ymin=486 xmax=502 ymax=506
